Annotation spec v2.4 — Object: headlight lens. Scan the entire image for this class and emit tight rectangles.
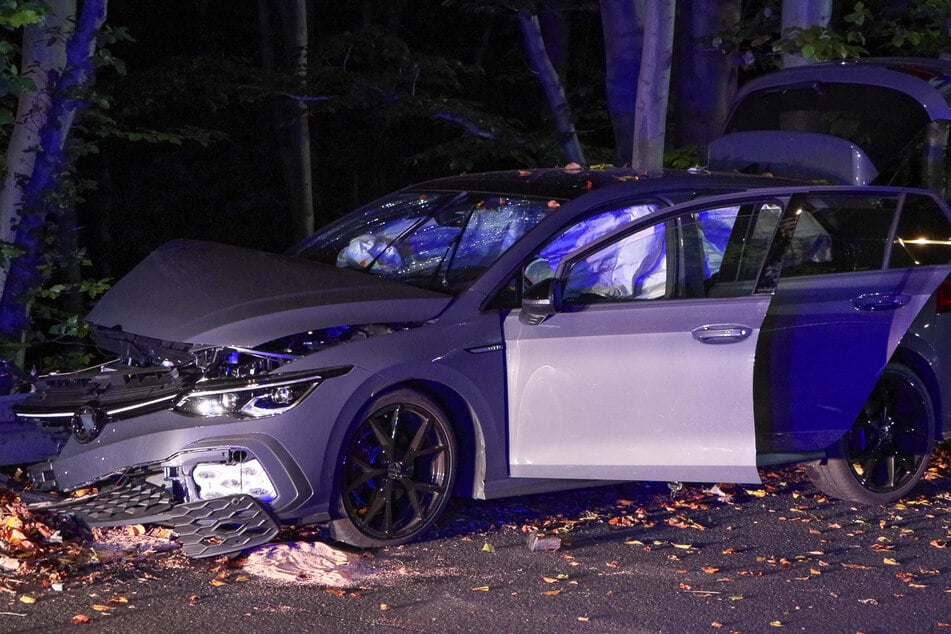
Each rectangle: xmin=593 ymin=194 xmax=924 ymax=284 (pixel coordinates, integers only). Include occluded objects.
xmin=174 ymin=372 xmax=321 ymax=418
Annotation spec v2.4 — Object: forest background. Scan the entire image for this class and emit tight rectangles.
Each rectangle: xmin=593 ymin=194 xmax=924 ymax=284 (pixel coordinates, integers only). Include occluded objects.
xmin=0 ymin=0 xmax=949 ymax=375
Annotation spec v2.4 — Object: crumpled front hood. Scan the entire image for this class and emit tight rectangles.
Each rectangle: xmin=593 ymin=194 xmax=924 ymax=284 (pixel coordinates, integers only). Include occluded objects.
xmin=86 ymin=240 xmax=452 ymax=346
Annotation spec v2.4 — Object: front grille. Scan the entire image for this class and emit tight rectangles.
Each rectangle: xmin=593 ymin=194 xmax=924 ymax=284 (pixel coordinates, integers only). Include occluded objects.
xmin=15 ymin=365 xmax=190 ymax=423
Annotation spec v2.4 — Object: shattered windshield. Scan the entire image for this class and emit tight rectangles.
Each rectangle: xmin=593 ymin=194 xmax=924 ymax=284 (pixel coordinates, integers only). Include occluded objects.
xmin=294 ymin=191 xmax=557 ymax=293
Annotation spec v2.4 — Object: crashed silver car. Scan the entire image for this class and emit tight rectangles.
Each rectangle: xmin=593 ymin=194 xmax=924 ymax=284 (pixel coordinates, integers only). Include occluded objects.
xmin=14 ymin=166 xmax=951 ymax=557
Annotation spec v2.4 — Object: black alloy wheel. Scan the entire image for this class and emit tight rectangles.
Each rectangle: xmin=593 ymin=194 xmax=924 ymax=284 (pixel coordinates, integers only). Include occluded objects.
xmin=330 ymin=389 xmax=457 ymax=548
xmin=805 ymin=363 xmax=935 ymax=504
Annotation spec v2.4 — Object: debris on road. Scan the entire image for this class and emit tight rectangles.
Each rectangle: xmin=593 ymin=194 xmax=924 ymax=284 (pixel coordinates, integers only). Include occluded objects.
xmin=527 ymin=533 xmax=562 ymax=551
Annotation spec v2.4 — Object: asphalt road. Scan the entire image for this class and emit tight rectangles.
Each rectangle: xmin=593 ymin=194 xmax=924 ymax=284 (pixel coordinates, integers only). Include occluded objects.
xmin=2 ymin=463 xmax=950 ymax=633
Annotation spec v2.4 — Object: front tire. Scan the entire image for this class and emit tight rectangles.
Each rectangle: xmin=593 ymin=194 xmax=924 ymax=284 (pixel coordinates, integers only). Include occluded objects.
xmin=329 ymin=389 xmax=457 ymax=548
xmin=805 ymin=363 xmax=935 ymax=504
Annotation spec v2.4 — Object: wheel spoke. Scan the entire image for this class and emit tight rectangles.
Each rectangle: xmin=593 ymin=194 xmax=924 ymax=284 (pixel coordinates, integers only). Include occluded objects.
xmin=407 ymin=480 xmax=446 ymax=495
xmin=404 ymin=485 xmax=423 ymax=520
xmin=892 ymin=451 xmax=915 ymax=477
xmin=369 ymin=418 xmax=394 ymax=459
xmin=402 ymin=415 xmax=433 ymax=463
xmin=382 ymin=480 xmax=394 ymax=535
xmin=389 ymin=404 xmax=402 ymax=444
xmin=362 ymin=487 xmax=387 ymax=526
xmin=883 ymin=455 xmax=897 ymax=489
xmin=415 ymin=442 xmax=447 ymax=459
xmin=344 ymin=467 xmax=385 ymax=496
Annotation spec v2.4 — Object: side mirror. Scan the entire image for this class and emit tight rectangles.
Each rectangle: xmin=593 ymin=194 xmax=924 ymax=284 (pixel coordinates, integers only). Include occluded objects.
xmin=520 ymin=278 xmax=561 ymax=325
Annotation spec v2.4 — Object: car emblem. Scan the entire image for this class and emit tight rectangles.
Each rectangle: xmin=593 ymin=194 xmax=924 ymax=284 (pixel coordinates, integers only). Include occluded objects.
xmin=71 ymin=404 xmax=105 ymax=443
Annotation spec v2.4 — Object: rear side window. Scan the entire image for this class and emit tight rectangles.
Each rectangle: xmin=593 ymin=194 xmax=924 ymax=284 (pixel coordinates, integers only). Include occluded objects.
xmin=889 ymin=194 xmax=951 ymax=267
xmin=779 ymin=194 xmax=898 ymax=277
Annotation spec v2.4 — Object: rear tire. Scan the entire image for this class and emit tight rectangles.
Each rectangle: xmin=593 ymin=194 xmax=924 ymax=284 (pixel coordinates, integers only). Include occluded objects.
xmin=805 ymin=363 xmax=935 ymax=504
xmin=329 ymin=389 xmax=457 ymax=548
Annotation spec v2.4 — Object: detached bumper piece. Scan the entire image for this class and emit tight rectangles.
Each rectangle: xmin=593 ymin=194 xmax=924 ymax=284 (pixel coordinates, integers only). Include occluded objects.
xmin=32 ymin=480 xmax=176 ymax=524
xmin=31 ymin=481 xmax=279 ymax=558
xmin=160 ymin=495 xmax=280 ymax=558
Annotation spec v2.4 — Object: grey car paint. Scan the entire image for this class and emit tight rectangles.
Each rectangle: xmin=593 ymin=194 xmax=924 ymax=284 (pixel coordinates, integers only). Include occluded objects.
xmin=87 ymin=239 xmax=452 ymax=346
xmin=728 ymin=58 xmax=951 ymax=124
xmin=505 ymin=294 xmax=769 ymax=483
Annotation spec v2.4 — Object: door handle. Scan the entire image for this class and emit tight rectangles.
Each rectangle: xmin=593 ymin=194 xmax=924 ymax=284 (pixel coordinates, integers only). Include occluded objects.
xmin=851 ymin=292 xmax=910 ymax=311
xmin=691 ymin=325 xmax=753 ymax=344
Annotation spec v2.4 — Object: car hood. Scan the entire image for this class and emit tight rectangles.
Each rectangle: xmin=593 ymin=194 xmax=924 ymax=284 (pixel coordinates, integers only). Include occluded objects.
xmin=86 ymin=240 xmax=453 ymax=346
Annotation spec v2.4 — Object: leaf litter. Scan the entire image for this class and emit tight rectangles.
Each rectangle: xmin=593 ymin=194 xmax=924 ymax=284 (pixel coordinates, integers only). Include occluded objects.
xmin=0 ymin=442 xmax=947 ymax=629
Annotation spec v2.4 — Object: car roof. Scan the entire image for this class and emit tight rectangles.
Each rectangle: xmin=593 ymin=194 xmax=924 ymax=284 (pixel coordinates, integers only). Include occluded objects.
xmin=404 ymin=167 xmax=797 ymax=201
xmin=732 ymin=57 xmax=951 ymax=122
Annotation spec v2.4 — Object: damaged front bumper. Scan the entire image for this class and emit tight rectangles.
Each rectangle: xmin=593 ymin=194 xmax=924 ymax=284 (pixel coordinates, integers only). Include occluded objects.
xmin=27 ymin=439 xmax=307 ymax=558
xmin=29 ymin=479 xmax=279 ymax=558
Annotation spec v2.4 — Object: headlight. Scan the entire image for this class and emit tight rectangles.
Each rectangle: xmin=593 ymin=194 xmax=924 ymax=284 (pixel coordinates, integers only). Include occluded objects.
xmin=174 ymin=371 xmax=325 ymax=418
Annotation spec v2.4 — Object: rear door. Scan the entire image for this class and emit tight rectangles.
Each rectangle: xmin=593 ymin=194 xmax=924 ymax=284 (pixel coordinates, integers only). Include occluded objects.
xmin=754 ymin=190 xmax=951 ymax=452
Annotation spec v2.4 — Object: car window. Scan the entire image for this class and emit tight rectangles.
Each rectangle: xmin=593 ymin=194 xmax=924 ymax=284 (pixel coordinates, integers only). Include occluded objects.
xmin=889 ymin=193 xmax=951 ymax=267
xmin=562 ymin=221 xmax=669 ymax=302
xmin=522 ymin=204 xmax=659 ymax=287
xmin=559 ymin=203 xmax=779 ymax=304
xmin=296 ymin=191 xmax=555 ymax=293
xmin=880 ymin=120 xmax=950 ymax=198
xmin=779 ymin=194 xmax=898 ymax=277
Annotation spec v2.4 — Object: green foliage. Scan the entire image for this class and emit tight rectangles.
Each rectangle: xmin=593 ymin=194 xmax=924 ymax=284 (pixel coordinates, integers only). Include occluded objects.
xmin=843 ymin=0 xmax=951 ymax=57
xmin=773 ymin=25 xmax=867 ymax=61
xmin=664 ymin=145 xmax=705 ymax=170
xmin=710 ymin=0 xmax=950 ymax=70
xmin=11 ymin=237 xmax=112 ymax=371
xmin=0 ymin=2 xmax=47 ymax=145
xmin=0 ymin=239 xmax=24 ymax=263
xmin=0 ymin=0 xmax=46 ymax=29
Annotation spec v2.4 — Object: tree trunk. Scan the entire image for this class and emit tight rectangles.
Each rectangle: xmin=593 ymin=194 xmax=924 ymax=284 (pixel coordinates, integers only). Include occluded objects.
xmin=0 ymin=2 xmax=73 ymax=291
xmin=673 ymin=0 xmax=740 ymax=149
xmin=631 ymin=1 xmax=675 ymax=171
xmin=258 ymin=0 xmax=315 ymax=239
xmin=284 ymin=0 xmax=315 ymax=236
xmin=599 ymin=0 xmax=644 ymax=165
xmin=517 ymin=10 xmax=585 ymax=165
xmin=781 ymin=0 xmax=832 ymax=67
xmin=0 ymin=0 xmax=107 ymax=359
xmin=538 ymin=0 xmax=571 ymax=82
